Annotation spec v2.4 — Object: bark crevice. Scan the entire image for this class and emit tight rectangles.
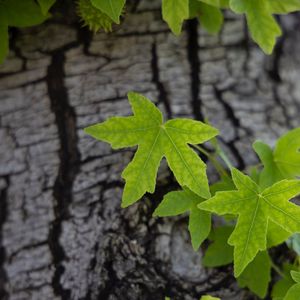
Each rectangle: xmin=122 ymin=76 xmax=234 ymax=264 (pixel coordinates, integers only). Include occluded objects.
xmin=151 ymin=43 xmax=172 ymax=118
xmin=187 ymin=19 xmax=203 ymax=121
xmin=46 ymin=49 xmax=81 ymax=299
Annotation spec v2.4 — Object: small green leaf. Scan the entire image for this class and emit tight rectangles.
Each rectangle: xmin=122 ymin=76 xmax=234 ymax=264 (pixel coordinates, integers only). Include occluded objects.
xmin=291 ymin=271 xmax=300 ymax=283
xmin=198 ymin=0 xmax=229 ymax=8
xmin=230 ymin=0 xmax=282 ymax=54
xmin=85 ymin=92 xmax=218 ymax=207
xmin=267 ymin=0 xmax=300 ymax=14
xmin=274 ymin=128 xmax=300 ymax=179
xmin=0 ymin=19 xmax=9 ymax=64
xmin=189 ymin=0 xmax=223 ymax=34
xmin=253 ymin=140 xmax=283 ymax=189
xmin=91 ymin=0 xmax=125 ymax=23
xmin=200 ymin=296 xmax=220 ymax=300
xmin=153 ymin=189 xmax=211 ymax=250
xmin=237 ymin=251 xmax=271 ymax=298
xmin=272 ymin=264 xmax=299 ymax=300
xmin=283 ymin=283 xmax=300 ymax=300
xmin=37 ymin=0 xmax=56 ymax=15
xmin=199 ymin=168 xmax=300 ymax=277
xmin=162 ymin=0 xmax=189 ymax=35
xmin=254 ymin=128 xmax=300 ymax=189
xmin=203 ymin=226 xmax=234 ymax=267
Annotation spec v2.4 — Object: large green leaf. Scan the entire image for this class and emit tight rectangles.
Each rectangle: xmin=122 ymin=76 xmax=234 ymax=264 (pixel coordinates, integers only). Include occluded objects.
xmin=162 ymin=0 xmax=189 ymax=35
xmin=237 ymin=251 xmax=271 ymax=298
xmin=199 ymin=168 xmax=300 ymax=277
xmin=153 ymin=188 xmax=211 ymax=250
xmin=91 ymin=0 xmax=125 ymax=23
xmin=85 ymin=92 xmax=218 ymax=207
xmin=189 ymin=0 xmax=223 ymax=34
xmin=229 ymin=0 xmax=281 ymax=54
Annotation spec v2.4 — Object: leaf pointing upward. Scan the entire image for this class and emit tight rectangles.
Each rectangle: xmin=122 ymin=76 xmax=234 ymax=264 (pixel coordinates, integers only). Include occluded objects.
xmin=85 ymin=92 xmax=218 ymax=207
xmin=199 ymin=168 xmax=300 ymax=277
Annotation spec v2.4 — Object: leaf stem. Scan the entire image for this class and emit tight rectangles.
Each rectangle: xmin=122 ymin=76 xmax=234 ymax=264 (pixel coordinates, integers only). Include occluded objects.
xmin=193 ymin=145 xmax=229 ymax=178
xmin=209 ymin=138 xmax=234 ymax=170
xmin=269 ymin=257 xmax=286 ymax=278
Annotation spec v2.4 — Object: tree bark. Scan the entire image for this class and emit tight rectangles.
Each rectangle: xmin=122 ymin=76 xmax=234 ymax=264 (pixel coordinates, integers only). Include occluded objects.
xmin=0 ymin=1 xmax=300 ymax=299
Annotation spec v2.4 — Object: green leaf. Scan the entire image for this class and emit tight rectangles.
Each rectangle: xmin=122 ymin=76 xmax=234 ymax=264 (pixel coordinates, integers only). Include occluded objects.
xmin=267 ymin=220 xmax=292 ymax=248
xmin=291 ymin=271 xmax=300 ymax=283
xmin=162 ymin=0 xmax=189 ymax=35
xmin=1 ymin=0 xmax=48 ymax=27
xmin=85 ymin=92 xmax=218 ymax=207
xmin=37 ymin=0 xmax=56 ymax=15
xmin=200 ymin=296 xmax=220 ymax=300
xmin=198 ymin=0 xmax=229 ymax=8
xmin=267 ymin=0 xmax=300 ymax=14
xmin=153 ymin=189 xmax=211 ymax=250
xmin=0 ymin=19 xmax=8 ymax=64
xmin=203 ymin=226 xmax=234 ymax=267
xmin=198 ymin=168 xmax=300 ymax=277
xmin=203 ymin=221 xmax=286 ymax=268
xmin=284 ymin=283 xmax=300 ymax=300
xmin=189 ymin=0 xmax=223 ymax=34
xmin=237 ymin=251 xmax=271 ymax=298
xmin=91 ymin=0 xmax=125 ymax=23
xmin=274 ymin=128 xmax=300 ymax=179
xmin=253 ymin=141 xmax=283 ymax=189
xmin=229 ymin=0 xmax=282 ymax=54
xmin=254 ymin=128 xmax=300 ymax=189
xmin=272 ymin=264 xmax=299 ymax=300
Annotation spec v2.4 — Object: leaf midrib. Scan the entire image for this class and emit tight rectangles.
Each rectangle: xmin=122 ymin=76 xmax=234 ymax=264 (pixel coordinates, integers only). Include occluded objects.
xmin=163 ymin=127 xmax=201 ymax=192
xmin=134 ymin=128 xmax=162 ymax=186
xmin=239 ymin=198 xmax=260 ymax=269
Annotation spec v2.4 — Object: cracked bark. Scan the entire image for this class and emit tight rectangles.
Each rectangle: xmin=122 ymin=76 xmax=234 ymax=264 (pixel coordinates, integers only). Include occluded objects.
xmin=47 ymin=50 xmax=80 ymax=299
xmin=0 ymin=2 xmax=300 ymax=299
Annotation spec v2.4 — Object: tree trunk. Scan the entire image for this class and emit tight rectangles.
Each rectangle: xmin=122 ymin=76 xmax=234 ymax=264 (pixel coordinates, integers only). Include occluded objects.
xmin=0 ymin=1 xmax=300 ymax=299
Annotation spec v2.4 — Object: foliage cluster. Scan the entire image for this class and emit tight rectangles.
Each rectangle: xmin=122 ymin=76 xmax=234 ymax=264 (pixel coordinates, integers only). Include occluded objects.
xmin=1 ymin=0 xmax=300 ymax=64
xmin=85 ymin=93 xmax=300 ymax=299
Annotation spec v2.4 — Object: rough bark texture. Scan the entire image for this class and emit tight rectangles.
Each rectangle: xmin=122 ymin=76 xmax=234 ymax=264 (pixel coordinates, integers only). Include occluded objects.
xmin=0 ymin=1 xmax=300 ymax=299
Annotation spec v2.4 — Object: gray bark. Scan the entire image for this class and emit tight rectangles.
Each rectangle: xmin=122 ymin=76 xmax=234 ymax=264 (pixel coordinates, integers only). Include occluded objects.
xmin=0 ymin=1 xmax=300 ymax=299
